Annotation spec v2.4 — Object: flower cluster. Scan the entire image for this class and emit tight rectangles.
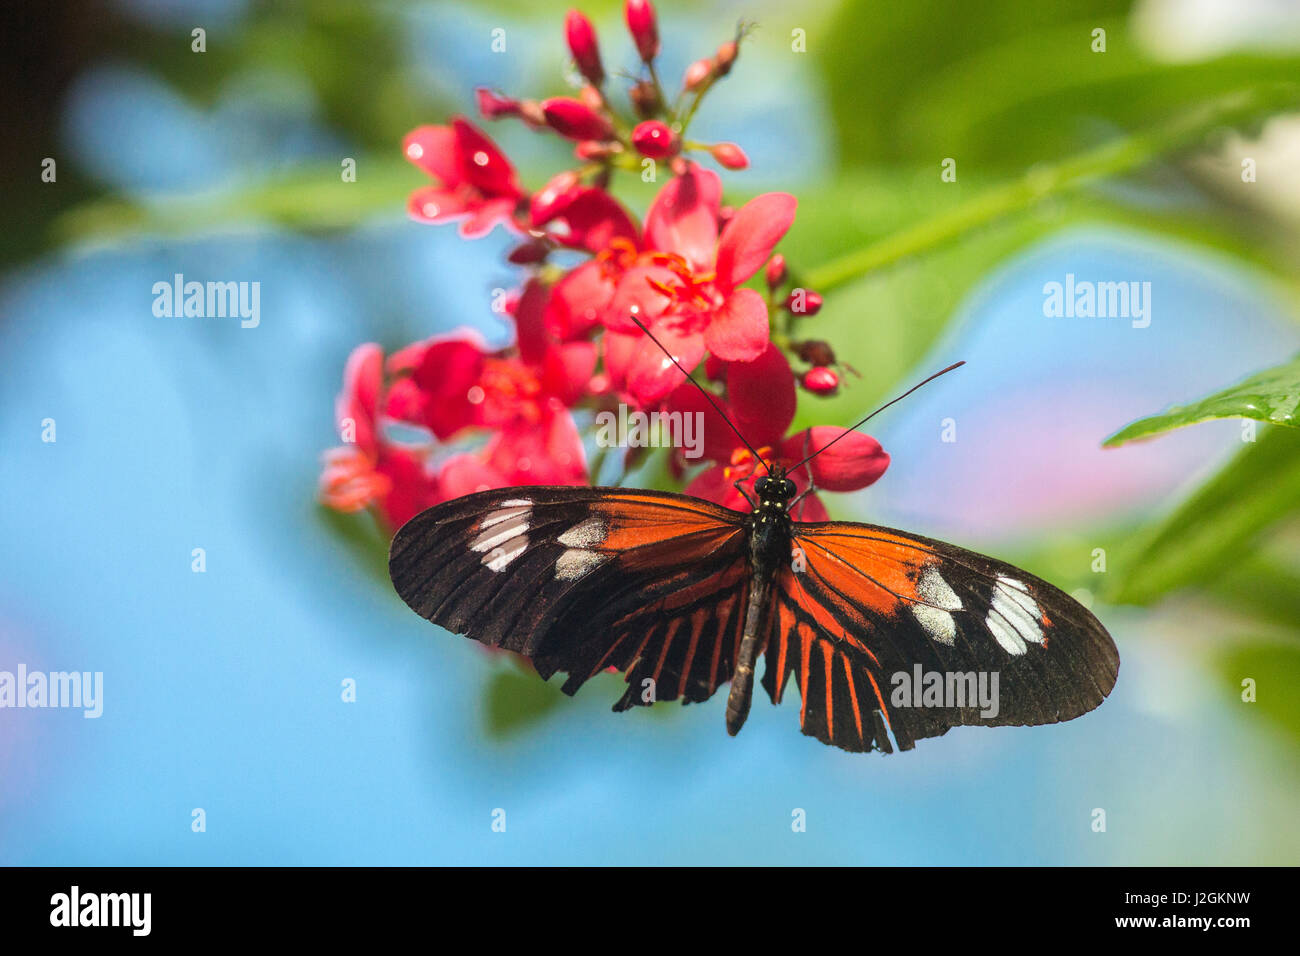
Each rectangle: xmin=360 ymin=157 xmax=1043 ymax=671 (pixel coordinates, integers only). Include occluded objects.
xmin=320 ymin=1 xmax=888 ymax=529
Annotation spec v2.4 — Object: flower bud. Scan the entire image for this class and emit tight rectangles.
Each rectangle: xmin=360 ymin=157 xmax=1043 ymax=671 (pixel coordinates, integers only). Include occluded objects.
xmin=628 ymin=79 xmax=661 ymax=119
xmin=507 ymin=239 xmax=550 ymax=265
xmin=710 ymin=142 xmax=748 ymax=170
xmin=794 ymin=340 xmax=836 ymax=366
xmin=683 ymin=58 xmax=713 ymax=92
xmin=542 ymin=97 xmax=614 ymax=141
xmin=632 ymin=120 xmax=678 ymax=159
xmin=785 ymin=288 xmax=823 ymax=316
xmin=564 ymin=10 xmax=604 ymax=86
xmin=716 ymin=40 xmax=739 ymax=77
xmin=765 ymin=254 xmax=786 ymax=289
xmin=802 ymin=367 xmax=839 ymax=395
xmin=625 ymin=0 xmax=660 ymax=62
xmin=475 ymin=88 xmax=521 ymax=120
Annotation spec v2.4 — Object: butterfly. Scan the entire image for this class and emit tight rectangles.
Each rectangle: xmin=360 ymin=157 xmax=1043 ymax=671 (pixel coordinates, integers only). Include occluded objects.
xmin=389 ymin=340 xmax=1119 ymax=754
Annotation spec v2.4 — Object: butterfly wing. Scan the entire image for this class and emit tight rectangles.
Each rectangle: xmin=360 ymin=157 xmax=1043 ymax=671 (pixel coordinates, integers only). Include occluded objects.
xmin=389 ymin=486 xmax=751 ymax=708
xmin=763 ymin=521 xmax=1119 ymax=753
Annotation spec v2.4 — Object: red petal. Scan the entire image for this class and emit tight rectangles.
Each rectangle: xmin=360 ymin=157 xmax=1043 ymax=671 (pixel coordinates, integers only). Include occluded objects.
xmin=437 ymin=453 xmax=506 ymax=498
xmin=714 ymin=192 xmax=797 ymax=288
xmin=335 ymin=343 xmax=383 ymax=455
xmin=512 ymin=279 xmax=551 ymax=366
xmin=685 ymin=465 xmax=751 ymax=512
xmin=452 ymin=117 xmax=521 ymax=198
xmin=541 ymin=341 xmax=598 ymax=405
xmin=403 ymin=126 xmax=458 ymax=183
xmin=788 ymin=489 xmax=829 ymax=522
xmin=486 ymin=409 xmax=587 ymax=485
xmin=604 ymin=263 xmax=675 ymax=332
xmin=725 ymin=341 xmax=796 ymax=448
xmin=545 ymin=260 xmax=615 ymax=339
xmin=550 ymin=187 xmax=639 ymax=252
xmin=381 ymin=377 xmax=428 ymax=427
xmin=457 ymin=198 xmax=519 ymax=239
xmin=626 ymin=324 xmax=705 ymax=406
xmin=704 ymin=287 xmax=770 ymax=363
xmin=780 ymin=426 xmax=889 ymax=492
xmin=664 ymin=380 xmax=741 ymax=463
xmin=407 ymin=185 xmax=468 ymax=224
xmin=530 ymin=171 xmax=582 ymax=226
xmin=602 ymin=330 xmax=640 ymax=392
xmin=411 ymin=338 xmax=488 ymax=440
xmin=643 ymin=162 xmax=721 ymax=271
xmin=375 ymin=446 xmax=441 ymax=528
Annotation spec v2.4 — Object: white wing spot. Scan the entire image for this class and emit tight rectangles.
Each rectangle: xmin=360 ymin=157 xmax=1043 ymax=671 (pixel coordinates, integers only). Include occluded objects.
xmin=912 ymin=604 xmax=957 ymax=645
xmin=987 ymin=575 xmax=1044 ymax=655
xmin=558 ymin=516 xmax=606 ymax=549
xmin=485 ymin=538 xmax=527 ymax=572
xmin=479 ymin=505 xmax=529 ymax=529
xmin=555 ymin=549 xmax=606 ymax=580
xmin=472 ymin=505 xmax=530 ymax=572
xmin=911 ymin=566 xmax=962 ymax=644
xmin=917 ymin=566 xmax=962 ymax=610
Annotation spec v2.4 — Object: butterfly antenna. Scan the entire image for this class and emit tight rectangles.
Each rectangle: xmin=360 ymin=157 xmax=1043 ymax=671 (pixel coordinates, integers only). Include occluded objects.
xmin=787 ymin=360 xmax=966 ymax=474
xmin=625 ymin=312 xmax=772 ymax=475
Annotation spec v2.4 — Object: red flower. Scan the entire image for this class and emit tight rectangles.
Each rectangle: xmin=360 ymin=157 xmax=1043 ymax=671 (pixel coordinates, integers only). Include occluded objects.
xmin=547 ymin=163 xmax=796 ymax=406
xmin=319 ymin=344 xmax=441 ymax=529
xmin=667 ymin=344 xmax=889 ymax=520
xmin=613 ymin=163 xmax=795 ymax=403
xmin=381 ymin=281 xmax=593 ymax=485
xmin=404 ymin=117 xmax=525 ymax=238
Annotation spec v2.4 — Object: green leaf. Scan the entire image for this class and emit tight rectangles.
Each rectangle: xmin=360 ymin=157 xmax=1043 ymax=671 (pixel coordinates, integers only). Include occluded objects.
xmin=1104 ymin=355 xmax=1300 ymax=447
xmin=483 ymin=664 xmax=567 ymax=738
xmin=316 ymin=504 xmax=391 ymax=588
xmin=1105 ymin=426 xmax=1300 ymax=605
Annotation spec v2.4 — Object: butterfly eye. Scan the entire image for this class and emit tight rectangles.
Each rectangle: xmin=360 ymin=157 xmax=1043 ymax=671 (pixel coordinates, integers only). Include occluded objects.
xmin=780 ymin=479 xmax=796 ymax=498
xmin=754 ymin=477 xmax=770 ymax=494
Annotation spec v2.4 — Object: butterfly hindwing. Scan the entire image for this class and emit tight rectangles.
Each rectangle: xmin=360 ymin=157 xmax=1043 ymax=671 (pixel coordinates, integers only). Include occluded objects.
xmin=389 ymin=486 xmax=749 ymax=706
xmin=767 ymin=522 xmax=1120 ymax=752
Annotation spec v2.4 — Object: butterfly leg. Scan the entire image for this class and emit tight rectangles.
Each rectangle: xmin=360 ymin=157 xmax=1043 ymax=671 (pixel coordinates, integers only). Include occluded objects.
xmin=733 ymin=478 xmax=757 ymax=509
xmin=790 ymin=431 xmax=818 ymax=520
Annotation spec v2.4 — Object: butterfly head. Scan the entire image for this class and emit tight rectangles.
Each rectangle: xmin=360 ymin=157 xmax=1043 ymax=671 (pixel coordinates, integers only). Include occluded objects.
xmin=754 ymin=471 xmax=797 ymax=509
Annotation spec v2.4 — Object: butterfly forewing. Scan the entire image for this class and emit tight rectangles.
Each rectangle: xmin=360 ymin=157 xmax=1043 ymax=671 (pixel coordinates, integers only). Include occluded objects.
xmin=770 ymin=522 xmax=1119 ymax=751
xmin=389 ymin=486 xmax=750 ymax=706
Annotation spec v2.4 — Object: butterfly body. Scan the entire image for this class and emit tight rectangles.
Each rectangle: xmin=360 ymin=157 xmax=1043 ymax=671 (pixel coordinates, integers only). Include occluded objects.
xmin=389 ymin=480 xmax=1119 ymax=755
xmin=727 ymin=472 xmax=797 ymax=735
